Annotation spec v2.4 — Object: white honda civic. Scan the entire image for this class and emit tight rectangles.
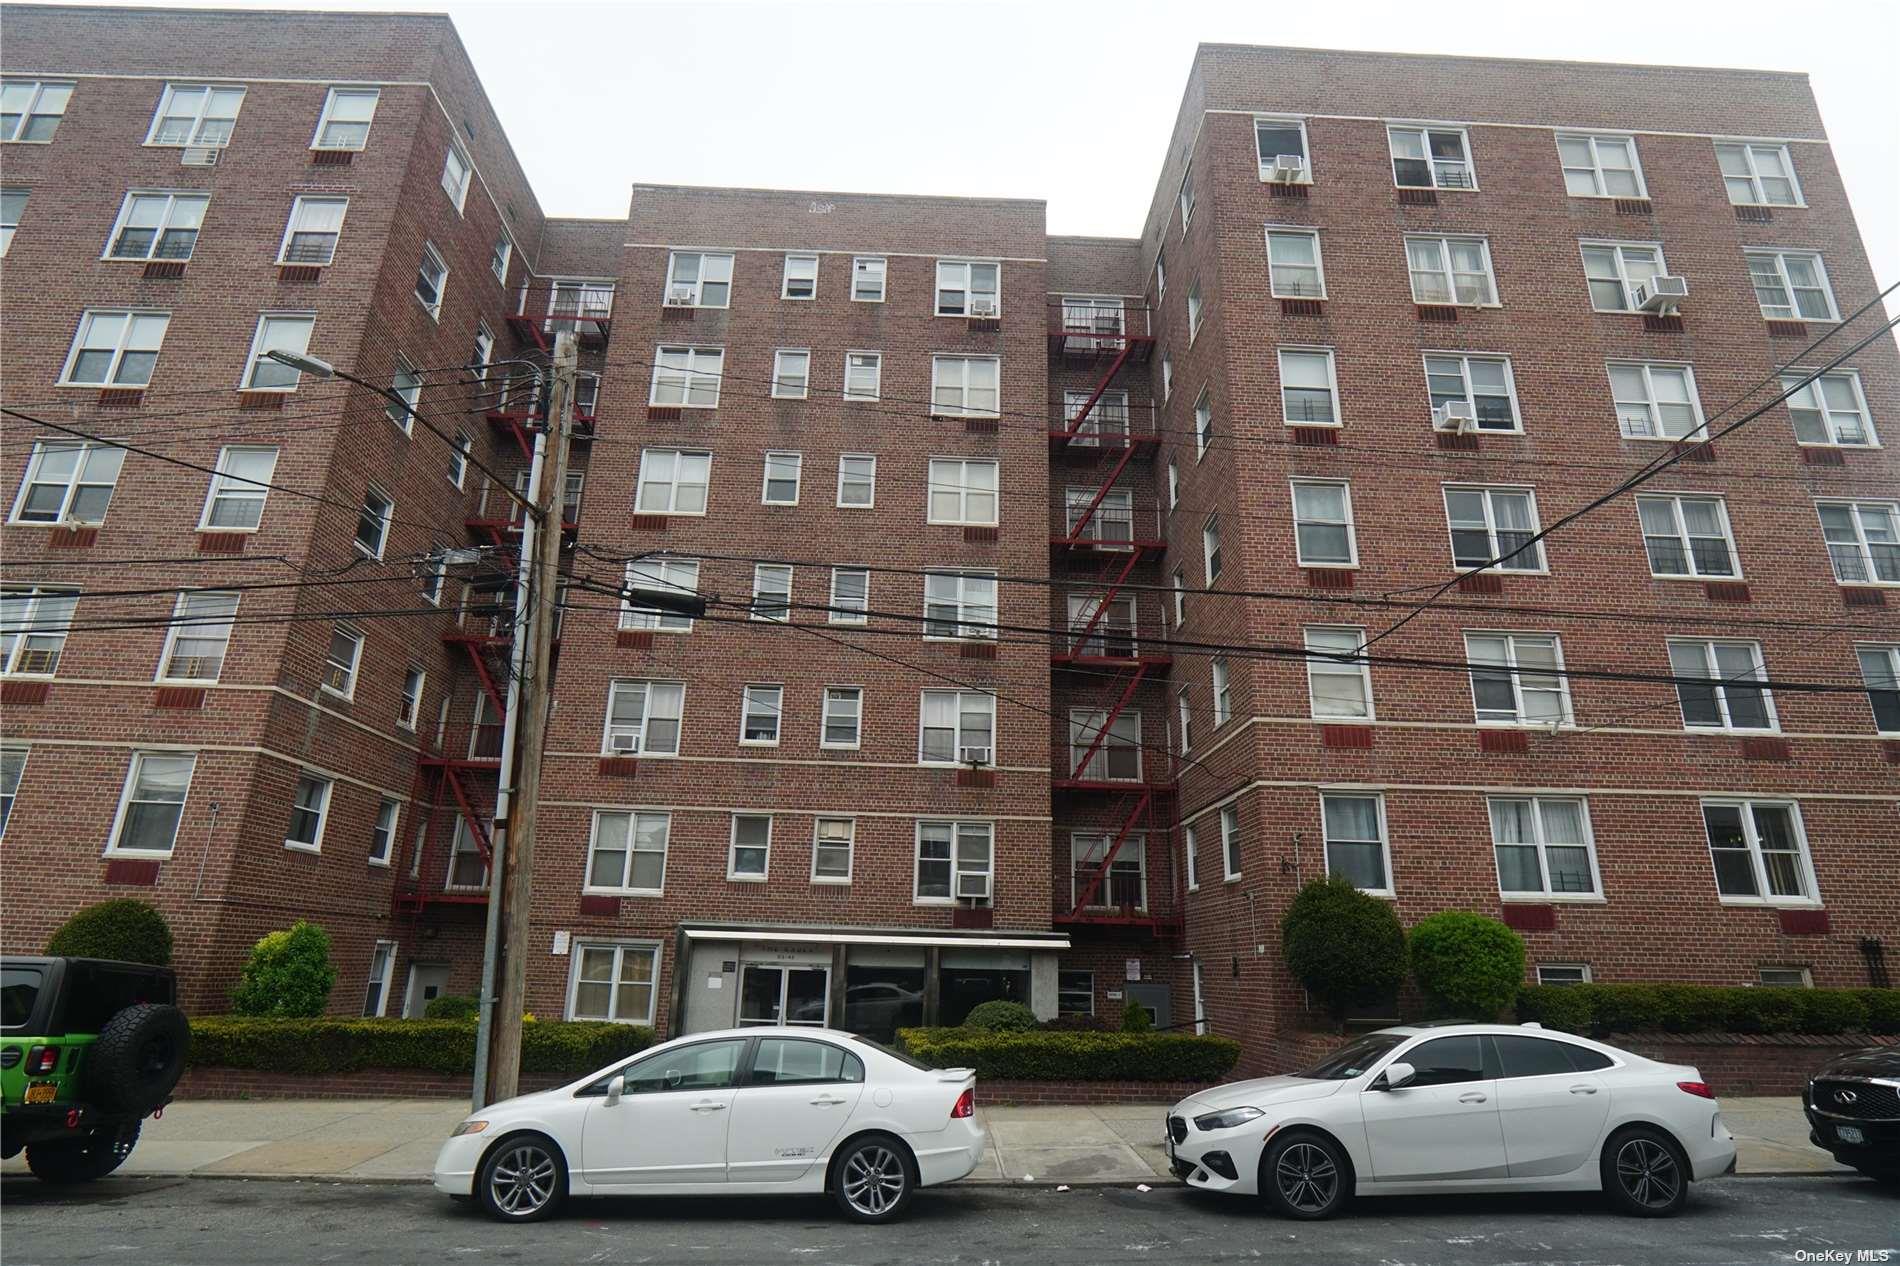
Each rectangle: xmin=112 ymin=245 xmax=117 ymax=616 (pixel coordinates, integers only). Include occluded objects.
xmin=433 ymin=1026 xmax=983 ymax=1223
xmin=1165 ymin=1022 xmax=1736 ymax=1219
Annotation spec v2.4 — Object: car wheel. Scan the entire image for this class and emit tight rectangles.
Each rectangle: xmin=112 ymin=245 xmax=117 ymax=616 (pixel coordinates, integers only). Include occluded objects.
xmin=84 ymin=1003 xmax=190 ymax=1117
xmin=1601 ymin=1127 xmax=1688 ymax=1217
xmin=1261 ymin=1132 xmax=1350 ymax=1220
xmin=25 ymin=1120 xmax=140 ymax=1185
xmin=831 ymin=1135 xmax=914 ymax=1223
xmin=476 ymin=1133 xmax=566 ymax=1223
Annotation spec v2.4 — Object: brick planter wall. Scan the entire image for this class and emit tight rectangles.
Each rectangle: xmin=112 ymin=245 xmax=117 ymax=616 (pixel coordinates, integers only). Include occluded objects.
xmin=977 ymin=1079 xmax=1216 ymax=1106
xmin=174 ymin=1066 xmax=569 ymax=1102
xmin=1618 ymin=1033 xmax=1896 ymax=1096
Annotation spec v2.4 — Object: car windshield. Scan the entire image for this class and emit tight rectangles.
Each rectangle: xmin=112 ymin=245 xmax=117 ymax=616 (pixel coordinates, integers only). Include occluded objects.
xmin=1 ymin=966 xmax=42 ymax=1030
xmin=1293 ymin=1032 xmax=1407 ymax=1079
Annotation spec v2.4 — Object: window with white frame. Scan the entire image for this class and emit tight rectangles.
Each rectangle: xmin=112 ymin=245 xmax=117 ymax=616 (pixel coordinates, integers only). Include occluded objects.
xmin=418 ymin=556 xmax=445 ymax=607
xmin=1291 ymin=479 xmax=1357 ymax=566
xmin=1783 ymin=371 xmax=1876 ymax=447
xmin=1818 ymin=500 xmax=1899 ymax=585
xmin=1 ymin=80 xmax=73 ymax=143
xmin=922 ymin=571 xmax=997 ymax=640
xmin=1194 ymin=388 xmax=1212 ymax=457
xmin=473 ymin=324 xmax=493 ymax=376
xmin=1166 ymin=459 xmax=1179 ymax=511
xmin=920 ymin=690 xmax=995 ymax=765
xmin=278 ymin=196 xmax=346 ymax=266
xmin=0 ymin=587 xmax=78 ymax=676
xmin=1580 ymin=241 xmax=1666 ymax=312
xmin=772 ymin=349 xmax=810 ymax=399
xmin=750 ymin=564 xmax=793 ymax=622
xmin=362 ymin=939 xmax=396 ymax=1014
xmin=567 ymin=942 xmax=660 ymax=1024
xmin=354 ymin=487 xmax=392 ymax=558
xmin=157 ymin=591 xmax=237 ymax=682
xmin=1069 ymin=708 xmax=1142 ymax=781
xmin=107 ymin=752 xmax=196 ymax=856
xmin=1746 ymin=250 xmax=1837 ymax=321
xmin=322 ymin=627 xmax=362 ymax=697
xmin=1557 ymin=133 xmax=1645 ymax=198
xmin=634 ymin=448 xmax=712 ymax=515
xmin=1177 ymin=687 xmax=1193 ymax=754
xmin=1154 ymin=248 xmax=1166 ymax=298
xmin=1609 ymin=361 xmax=1704 ymax=440
xmin=1065 ymin=487 xmax=1133 ymax=545
xmin=1062 ymin=389 xmax=1131 ymax=446
xmin=1466 ymin=632 xmax=1572 ymax=726
xmin=284 ymin=773 xmax=331 ymax=852
xmin=491 ymin=236 xmax=511 ymax=284
xmin=1177 ymin=164 xmax=1195 ymax=230
xmin=1388 ymin=125 xmax=1474 ymax=188
xmin=813 ymin=817 xmax=854 ymax=882
xmin=106 ymin=192 xmax=208 ymax=261
xmin=1444 ymin=486 xmax=1543 ymax=571
xmin=1304 ymin=626 xmax=1373 ymax=720
xmin=146 ymin=83 xmax=244 ymax=146
xmin=440 ymin=144 xmax=471 ymax=212
xmin=586 ymin=811 xmax=670 ymax=894
xmin=1171 ymin=569 xmax=1186 ymax=626
xmin=1071 ymin=833 xmax=1145 ymax=909
xmin=1715 ymin=142 xmax=1801 ymax=206
xmin=1536 ymin=964 xmax=1592 ymax=986
xmin=1067 ymin=593 xmax=1136 ymax=659
xmin=1636 ymin=494 xmax=1739 ymax=578
xmin=447 ymin=431 xmax=471 ymax=488
xmin=935 ymin=260 xmax=999 ymax=316
xmin=1182 ymin=822 xmax=1199 ymax=890
xmin=837 ymin=455 xmax=876 ymax=507
xmin=1669 ymin=639 xmax=1777 ymax=731
xmin=1703 ymin=800 xmax=1815 ymax=903
xmin=1266 ymin=230 xmax=1325 ymax=299
xmin=620 ymin=558 xmax=700 ymax=632
xmin=61 ymin=310 xmax=170 ymax=387
xmin=1202 ymin=514 xmax=1222 ymax=583
xmin=414 ymin=242 xmax=447 ymax=317
xmin=10 ymin=443 xmax=124 ymax=525
xmin=445 ymin=816 xmax=486 ymax=889
xmin=242 ymin=314 xmax=314 ymax=390
xmin=851 ymin=255 xmax=885 ymax=302
xmin=1058 ymin=969 xmax=1094 ymax=1015
xmin=1858 ymin=645 xmax=1900 ymax=733
xmin=650 ymin=345 xmax=723 ymax=408
xmin=1322 ymin=792 xmax=1389 ymax=893
xmin=927 ymin=458 xmax=998 ymax=525
xmin=0 ymin=188 xmax=23 ymax=256
xmin=822 ymin=686 xmax=862 ymax=748
xmin=1278 ymin=347 xmax=1339 ymax=426
xmin=915 ymin=820 xmax=993 ymax=903
xmin=1220 ymin=805 xmax=1241 ymax=880
xmin=666 ymin=251 xmax=733 ymax=307
xmin=1425 ymin=354 xmax=1519 ymax=431
xmin=828 ymin=568 xmax=869 ymax=625
xmin=781 ymin=253 xmax=818 ymax=299
xmin=762 ymin=451 xmax=802 ymax=505
xmin=931 ymin=355 xmax=1000 ymax=417
xmin=1211 ymin=658 xmax=1232 ymax=726
xmin=729 ymin=814 xmax=771 ymax=879
xmin=842 ymin=350 xmax=882 ymax=401
xmin=1406 ymin=235 xmax=1496 ymax=306
xmin=574 ymin=373 xmax=600 ymax=417
xmin=1490 ymin=796 xmax=1599 ymax=897
xmin=1161 ymin=356 xmax=1173 ymax=402
xmin=1759 ymin=966 xmax=1813 ymax=988
xmin=1186 ymin=281 xmax=1203 ymax=340
xmin=603 ymin=679 xmax=685 ymax=755
xmin=200 ymin=446 xmax=276 ymax=530
xmin=1255 ymin=117 xmax=1311 ymax=181
xmin=398 ymin=667 xmax=423 ymax=729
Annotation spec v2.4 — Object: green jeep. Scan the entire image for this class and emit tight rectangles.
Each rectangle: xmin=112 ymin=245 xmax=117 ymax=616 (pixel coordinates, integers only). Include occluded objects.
xmin=1 ymin=956 xmax=188 ymax=1183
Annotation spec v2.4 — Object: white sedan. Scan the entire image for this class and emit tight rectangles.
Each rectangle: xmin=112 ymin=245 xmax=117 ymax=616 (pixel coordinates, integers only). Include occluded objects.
xmin=1166 ymin=1022 xmax=1736 ymax=1219
xmin=434 ymin=1026 xmax=983 ymax=1223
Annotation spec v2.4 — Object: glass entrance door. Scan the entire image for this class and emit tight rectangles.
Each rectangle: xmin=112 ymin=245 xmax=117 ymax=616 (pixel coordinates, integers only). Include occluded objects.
xmin=738 ymin=964 xmax=829 ymax=1027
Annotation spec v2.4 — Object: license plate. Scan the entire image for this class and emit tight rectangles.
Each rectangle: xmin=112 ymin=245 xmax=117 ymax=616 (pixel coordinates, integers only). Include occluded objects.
xmin=1836 ymin=1125 xmax=1865 ymax=1145
xmin=23 ymin=1082 xmax=57 ymax=1105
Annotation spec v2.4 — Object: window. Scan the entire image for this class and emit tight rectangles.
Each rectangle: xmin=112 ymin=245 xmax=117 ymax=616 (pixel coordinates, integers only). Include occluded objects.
xmin=936 ymin=259 xmax=999 ymax=316
xmin=739 ymin=684 xmax=783 ymax=744
xmin=278 ymin=196 xmax=346 ymax=266
xmin=1305 ymin=627 xmax=1373 ymax=720
xmin=650 ymin=345 xmax=723 ymax=408
xmin=107 ymin=752 xmax=196 ymax=856
xmin=354 ymin=487 xmax=392 ymax=558
xmin=473 ymin=324 xmax=493 ymax=375
xmin=1 ymin=80 xmax=73 ymax=142
xmin=1292 ymin=480 xmax=1357 ymax=567
xmin=782 ymin=253 xmax=818 ymax=299
xmin=1154 ymin=249 xmax=1166 ymax=298
xmin=1669 ymin=639 xmax=1776 ymax=731
xmin=363 ymin=940 xmax=396 ymax=1015
xmin=1194 ymin=389 xmax=1212 ymax=457
xmin=1322 ymin=792 xmax=1390 ymax=894
xmin=105 ymin=192 xmax=208 ymax=262
xmin=1388 ymin=125 xmax=1474 ymax=188
xmin=1186 ymin=282 xmax=1203 ymax=340
xmin=1402 ymin=1036 xmax=1487 ymax=1087
xmin=1609 ymin=361 xmax=1704 ymax=441
xmin=157 ymin=592 xmax=237 ymax=682
xmin=1637 ymin=495 xmax=1738 ymax=578
xmin=750 ymin=565 xmax=793 ymax=622
xmin=1062 ymin=389 xmax=1132 ymax=448
xmin=915 ymin=820 xmax=993 ymax=903
xmin=828 ymin=352 xmax=880 ymax=406
xmin=1266 ymin=229 xmax=1325 ymax=297
xmin=1211 ymin=659 xmax=1232 ymax=726
xmin=146 ymin=83 xmax=244 ymax=146
xmin=1220 ymin=805 xmax=1241 ymax=880
xmin=1784 ymin=371 xmax=1876 ymax=447
xmin=1058 ymin=970 xmax=1094 ymax=1016
xmin=242 ymin=314 xmax=314 ymax=391
xmin=1424 ymin=354 xmax=1519 ymax=432
xmin=375 ymin=359 xmax=420 ymax=434
xmin=1067 ymin=593 xmax=1136 ymax=657
xmin=836 ymin=455 xmax=876 ymax=508
xmin=0 ymin=188 xmax=23 ymax=255
xmin=1278 ymin=348 xmax=1339 ymax=426
xmin=1202 ymin=515 xmax=1222 ymax=583
xmin=1466 ymin=632 xmax=1572 ymax=726
xmin=1819 ymin=501 xmax=1900 ymax=585
xmin=1715 ymin=142 xmax=1801 ymax=206
xmin=603 ymin=679 xmax=685 ymax=755
xmin=440 ymin=144 xmax=471 ymax=212
xmin=634 ymin=448 xmax=712 ymax=515
xmin=1557 ymin=133 xmax=1645 ymax=198
xmin=1703 ymin=800 xmax=1815 ymax=904
xmin=813 ymin=818 xmax=854 ymax=882
xmin=729 ymin=814 xmax=771 ymax=880
xmin=1860 ymin=645 xmax=1900 ymax=733
xmin=822 ymin=687 xmax=862 ymax=748
xmin=10 ymin=443 xmax=124 ymax=525
xmin=1491 ymin=797 xmax=1599 ymax=897
xmin=923 ymin=571 xmax=996 ymax=640
xmin=1177 ymin=164 xmax=1195 ymax=230
xmin=60 ymin=310 xmax=170 ymax=387
xmin=1071 ymin=833 xmax=1145 ymax=909
xmin=574 ymin=373 xmax=600 ymax=418
xmin=568 ymin=943 xmax=659 ymax=1024
xmin=412 ymin=242 xmax=447 ymax=318
xmin=1183 ymin=823 xmax=1199 ymax=890
xmin=851 ymin=255 xmax=885 ymax=302
xmin=1758 ymin=966 xmax=1813 ymax=988
xmin=665 ymin=251 xmax=733 ymax=307
xmin=931 ymin=355 xmax=1000 ymax=418
xmin=322 ymin=627 xmax=363 ymax=697
xmin=285 ymin=773 xmax=331 ymax=852
xmin=1255 ymin=117 xmax=1311 ymax=181
xmin=1746 ymin=250 xmax=1837 ymax=321
xmin=828 ymin=568 xmax=869 ymax=625
xmin=771 ymin=349 xmax=810 ymax=399
xmin=919 ymin=690 xmax=995 ymax=765
xmin=1536 ymin=964 xmax=1592 ymax=986
xmin=0 ymin=587 xmax=78 ymax=675
xmin=1445 ymin=486 xmax=1543 ymax=571
xmin=1177 ymin=687 xmax=1193 ymax=754
xmin=587 ymin=812 xmax=669 ymax=893
xmin=620 ymin=558 xmax=699 ymax=632
xmin=1171 ymin=569 xmax=1186 ymax=626
xmin=1065 ymin=487 xmax=1133 ymax=545
xmin=491 ymin=236 xmax=511 ymax=284
xmin=1069 ymin=708 xmax=1143 ymax=781
xmin=199 ymin=446 xmax=276 ymax=530
xmin=447 ymin=431 xmax=471 ymax=488
xmin=1406 ymin=236 xmax=1496 ymax=306
xmin=1580 ymin=242 xmax=1665 ymax=312
xmin=1161 ymin=357 xmax=1173 ymax=401
xmin=761 ymin=451 xmax=802 ymax=505
xmin=1166 ymin=461 xmax=1179 ymax=511
xmin=926 ymin=459 xmax=998 ymax=526
xmin=398 ymin=668 xmax=424 ymax=729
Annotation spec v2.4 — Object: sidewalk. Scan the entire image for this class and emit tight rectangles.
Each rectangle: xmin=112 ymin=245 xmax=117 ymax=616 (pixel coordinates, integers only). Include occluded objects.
xmin=0 ymin=1097 xmax=1842 ymax=1186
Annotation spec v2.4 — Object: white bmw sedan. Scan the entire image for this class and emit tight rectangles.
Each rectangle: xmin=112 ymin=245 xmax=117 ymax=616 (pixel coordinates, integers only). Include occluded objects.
xmin=1166 ymin=1023 xmax=1736 ymax=1219
xmin=434 ymin=1026 xmax=982 ymax=1223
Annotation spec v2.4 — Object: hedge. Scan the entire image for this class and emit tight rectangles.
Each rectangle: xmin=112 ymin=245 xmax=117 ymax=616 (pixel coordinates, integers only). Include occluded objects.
xmin=897 ymin=1027 xmax=1240 ymax=1082
xmin=1516 ymin=984 xmax=1900 ymax=1037
xmin=189 ymin=1016 xmax=654 ymax=1077
xmin=45 ymin=898 xmax=174 ymax=966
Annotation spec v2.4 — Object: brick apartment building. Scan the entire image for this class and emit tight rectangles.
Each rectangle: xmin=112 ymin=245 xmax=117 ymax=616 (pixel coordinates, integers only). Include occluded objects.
xmin=2 ymin=8 xmax=1895 ymax=1069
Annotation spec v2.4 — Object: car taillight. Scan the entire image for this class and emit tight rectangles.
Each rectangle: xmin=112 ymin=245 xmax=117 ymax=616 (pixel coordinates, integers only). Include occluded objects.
xmin=951 ymin=1087 xmax=974 ymax=1119
xmin=25 ymin=1046 xmax=59 ymax=1076
xmin=1678 ymin=1080 xmax=1715 ymax=1100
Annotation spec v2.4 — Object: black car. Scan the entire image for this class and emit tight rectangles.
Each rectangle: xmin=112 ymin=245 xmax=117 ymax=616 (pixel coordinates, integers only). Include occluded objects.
xmin=1803 ymin=1046 xmax=1900 ymax=1184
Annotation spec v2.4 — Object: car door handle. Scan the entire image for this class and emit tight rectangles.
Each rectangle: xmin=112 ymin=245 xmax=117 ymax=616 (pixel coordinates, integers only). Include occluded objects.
xmin=689 ymin=1101 xmax=727 ymax=1113
xmin=810 ymin=1094 xmax=848 ymax=1106
xmin=1458 ymin=1092 xmax=1488 ymax=1104
xmin=1569 ymin=1085 xmax=1599 ymax=1095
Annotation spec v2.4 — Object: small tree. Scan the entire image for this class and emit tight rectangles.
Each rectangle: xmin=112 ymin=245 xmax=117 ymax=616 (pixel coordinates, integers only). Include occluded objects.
xmin=45 ymin=898 xmax=173 ymax=966
xmin=230 ymin=920 xmax=338 ymax=1017
xmin=1282 ymin=876 xmax=1406 ymax=1020
xmin=964 ymin=1000 xmax=1038 ymax=1032
xmin=1120 ymin=1000 xmax=1155 ymax=1033
xmin=1410 ymin=912 xmax=1525 ymax=1020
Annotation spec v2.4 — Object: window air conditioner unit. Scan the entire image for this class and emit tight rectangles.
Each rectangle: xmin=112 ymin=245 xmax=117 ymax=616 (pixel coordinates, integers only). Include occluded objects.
xmin=955 ymin=872 xmax=993 ymax=900
xmin=664 ymin=285 xmax=696 ymax=306
xmin=968 ymin=297 xmax=997 ymax=319
xmin=1271 ymin=154 xmax=1305 ymax=183
xmin=1432 ymin=400 xmax=1478 ymax=433
xmin=180 ymin=145 xmax=220 ymax=167
xmin=959 ymin=745 xmax=993 ymax=767
xmin=609 ymin=732 xmax=639 ymax=754
xmin=1634 ymin=275 xmax=1688 ymax=314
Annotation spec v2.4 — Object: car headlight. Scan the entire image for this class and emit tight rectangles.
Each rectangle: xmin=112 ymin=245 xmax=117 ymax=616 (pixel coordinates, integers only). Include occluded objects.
xmin=1193 ymin=1106 xmax=1265 ymax=1131
xmin=450 ymin=1120 xmax=489 ymax=1137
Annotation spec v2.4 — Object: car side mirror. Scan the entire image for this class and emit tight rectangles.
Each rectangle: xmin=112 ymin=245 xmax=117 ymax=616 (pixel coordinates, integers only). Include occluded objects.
xmin=1378 ymin=1061 xmax=1416 ymax=1090
xmin=604 ymin=1074 xmax=625 ymax=1106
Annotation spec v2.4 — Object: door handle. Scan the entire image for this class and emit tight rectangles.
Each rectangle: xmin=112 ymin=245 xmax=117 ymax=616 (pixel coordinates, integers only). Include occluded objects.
xmin=1569 ymin=1085 xmax=1599 ymax=1095
xmin=689 ymin=1101 xmax=727 ymax=1113
xmin=810 ymin=1095 xmax=847 ymax=1106
xmin=1458 ymin=1092 xmax=1488 ymax=1104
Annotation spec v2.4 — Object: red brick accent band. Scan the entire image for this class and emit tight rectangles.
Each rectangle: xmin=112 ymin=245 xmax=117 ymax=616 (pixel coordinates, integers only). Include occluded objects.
xmin=154 ymin=686 xmax=207 ymax=709
xmin=1501 ymin=903 xmax=1556 ymax=931
xmin=0 ymin=681 xmax=50 ymax=706
xmin=104 ymin=859 xmax=160 ymax=886
xmin=1320 ymin=724 xmax=1374 ymax=750
xmin=48 ymin=526 xmax=98 ymax=548
xmin=1479 ymin=729 xmax=1530 ymax=754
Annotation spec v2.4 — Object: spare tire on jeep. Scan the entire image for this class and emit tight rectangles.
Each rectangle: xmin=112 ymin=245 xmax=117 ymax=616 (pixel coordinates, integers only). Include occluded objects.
xmin=83 ymin=1002 xmax=188 ymax=1116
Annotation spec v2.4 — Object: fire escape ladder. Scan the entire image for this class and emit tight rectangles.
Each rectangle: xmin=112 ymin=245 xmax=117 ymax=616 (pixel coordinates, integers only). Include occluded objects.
xmin=457 ymin=639 xmax=508 ymax=719
xmin=1069 ymin=662 xmax=1148 ymax=781
xmin=1056 ymin=344 xmax=1134 ymax=443
xmin=499 ymin=415 xmax=535 ymax=463
xmin=1064 ymin=444 xmax=1137 ymax=546
xmin=1068 ymin=550 xmax=1144 ymax=656
xmin=440 ymin=767 xmax=494 ymax=864
xmin=1069 ymin=790 xmax=1153 ymax=917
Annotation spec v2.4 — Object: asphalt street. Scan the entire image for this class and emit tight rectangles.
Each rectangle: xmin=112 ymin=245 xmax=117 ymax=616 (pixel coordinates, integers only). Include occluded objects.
xmin=2 ymin=1174 xmax=1895 ymax=1266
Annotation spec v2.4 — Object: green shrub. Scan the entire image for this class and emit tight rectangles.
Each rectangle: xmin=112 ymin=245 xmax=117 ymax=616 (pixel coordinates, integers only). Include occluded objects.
xmin=1281 ymin=876 xmax=1406 ymax=1018
xmin=45 ymin=898 xmax=173 ymax=966
xmin=1794 ymin=989 xmax=1869 ymax=1035
xmin=229 ymin=921 xmax=337 ymax=1017
xmin=424 ymin=994 xmax=481 ymax=1021
xmin=1409 ymin=912 xmax=1525 ymax=1020
xmin=188 ymin=1016 xmax=653 ymax=1076
xmin=1515 ymin=984 xmax=1592 ymax=1034
xmin=1515 ymin=983 xmax=1897 ymax=1037
xmin=1041 ymin=1013 xmax=1108 ymax=1032
xmin=1857 ymin=989 xmax=1900 ymax=1035
xmin=964 ymin=1000 xmax=1038 ymax=1032
xmin=895 ymin=1027 xmax=1239 ymax=1082
xmin=1120 ymin=1001 xmax=1155 ymax=1033
xmin=1727 ymin=987 xmax=1802 ymax=1034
